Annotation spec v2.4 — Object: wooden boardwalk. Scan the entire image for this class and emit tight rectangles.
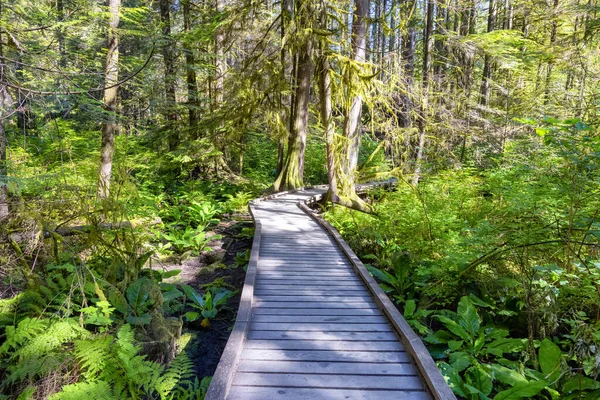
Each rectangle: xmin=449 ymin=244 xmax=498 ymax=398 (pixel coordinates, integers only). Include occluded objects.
xmin=206 ymin=187 xmax=456 ymax=400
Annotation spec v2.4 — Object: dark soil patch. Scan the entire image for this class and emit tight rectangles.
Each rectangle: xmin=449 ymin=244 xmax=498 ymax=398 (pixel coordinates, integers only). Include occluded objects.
xmin=172 ymin=216 xmax=253 ymax=379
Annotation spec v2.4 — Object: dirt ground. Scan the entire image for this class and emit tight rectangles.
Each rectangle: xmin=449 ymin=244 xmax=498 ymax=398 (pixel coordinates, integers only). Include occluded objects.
xmin=156 ymin=217 xmax=253 ymax=379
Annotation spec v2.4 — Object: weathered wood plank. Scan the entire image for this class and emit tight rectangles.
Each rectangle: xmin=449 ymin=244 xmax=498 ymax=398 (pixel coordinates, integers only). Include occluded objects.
xmin=255 ymin=281 xmax=364 ymax=288
xmin=245 ymin=339 xmax=404 ymax=351
xmin=246 ymin=330 xmax=399 ymax=341
xmin=252 ymin=295 xmax=373 ymax=302
xmin=241 ymin=349 xmax=412 ymax=363
xmin=236 ymin=360 xmax=419 ymax=375
xmin=226 ymin=387 xmax=432 ymax=400
xmin=252 ymin=300 xmax=378 ymax=309
xmin=251 ymin=308 xmax=382 ymax=316
xmin=252 ymin=315 xmax=388 ymax=324
xmin=232 ymin=372 xmax=425 ymax=390
xmin=256 ymin=276 xmax=360 ymax=282
xmin=254 ymin=290 xmax=371 ymax=297
xmin=250 ymin=323 xmax=394 ymax=332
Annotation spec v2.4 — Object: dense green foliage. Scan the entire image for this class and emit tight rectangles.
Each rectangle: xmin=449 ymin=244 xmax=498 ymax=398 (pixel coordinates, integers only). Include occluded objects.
xmin=326 ymin=118 xmax=600 ymax=398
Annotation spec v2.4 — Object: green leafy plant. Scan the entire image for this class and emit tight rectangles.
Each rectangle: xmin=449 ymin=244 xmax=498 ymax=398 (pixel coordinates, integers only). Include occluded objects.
xmin=182 ymin=285 xmax=236 ymax=328
xmin=365 ymin=251 xmax=414 ymax=303
xmin=187 ymin=200 xmax=220 ymax=228
xmin=161 ymin=227 xmax=220 ymax=256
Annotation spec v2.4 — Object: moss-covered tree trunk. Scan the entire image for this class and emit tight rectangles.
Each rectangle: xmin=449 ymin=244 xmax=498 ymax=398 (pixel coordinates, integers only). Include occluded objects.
xmin=159 ymin=0 xmax=178 ymax=150
xmin=273 ymin=1 xmax=312 ymax=192
xmin=413 ymin=0 xmax=434 ymax=185
xmin=183 ymin=0 xmax=199 ymax=131
xmin=318 ymin=3 xmax=338 ymax=204
xmin=0 ymin=17 xmax=10 ymax=220
xmin=98 ymin=0 xmax=121 ymax=199
xmin=330 ymin=0 xmax=372 ymax=212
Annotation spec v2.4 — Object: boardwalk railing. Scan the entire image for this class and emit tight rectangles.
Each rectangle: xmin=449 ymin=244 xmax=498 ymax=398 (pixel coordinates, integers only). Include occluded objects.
xmin=205 ymin=182 xmax=456 ymax=400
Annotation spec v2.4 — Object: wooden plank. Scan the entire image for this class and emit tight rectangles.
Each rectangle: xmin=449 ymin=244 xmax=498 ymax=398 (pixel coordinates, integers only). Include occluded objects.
xmin=250 ymin=323 xmax=393 ymax=332
xmin=259 ymin=262 xmax=350 ymax=267
xmin=241 ymin=349 xmax=412 ymax=363
xmin=251 ymin=308 xmax=382 ymax=316
xmin=255 ymin=283 xmax=364 ymax=289
xmin=258 ymin=266 xmax=352 ymax=271
xmin=227 ymin=386 xmax=432 ymax=400
xmin=254 ymin=290 xmax=371 ymax=296
xmin=256 ymin=275 xmax=359 ymax=280
xmin=232 ymin=372 xmax=425 ymax=390
xmin=252 ymin=295 xmax=373 ymax=302
xmin=254 ymin=290 xmax=376 ymax=301
xmin=252 ymin=315 xmax=388 ymax=324
xmin=236 ymin=360 xmax=419 ymax=375
xmin=253 ymin=301 xmax=378 ymax=309
xmin=245 ymin=339 xmax=404 ymax=352
xmin=247 ymin=330 xmax=398 ymax=341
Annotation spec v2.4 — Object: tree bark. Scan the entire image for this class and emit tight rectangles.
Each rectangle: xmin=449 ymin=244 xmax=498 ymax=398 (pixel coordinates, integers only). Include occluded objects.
xmin=544 ymin=0 xmax=559 ymax=105
xmin=277 ymin=0 xmax=294 ymax=177
xmin=273 ymin=0 xmax=313 ymax=192
xmin=160 ymin=0 xmax=178 ymax=149
xmin=318 ymin=4 xmax=339 ymax=204
xmin=479 ymin=0 xmax=496 ymax=106
xmin=413 ymin=0 xmax=434 ymax=185
xmin=98 ymin=0 xmax=121 ymax=199
xmin=400 ymin=0 xmax=416 ymax=129
xmin=183 ymin=0 xmax=200 ymax=130
xmin=331 ymin=0 xmax=372 ymax=212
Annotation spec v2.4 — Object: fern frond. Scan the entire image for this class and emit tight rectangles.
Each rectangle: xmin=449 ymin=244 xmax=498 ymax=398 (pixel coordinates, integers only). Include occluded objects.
xmin=15 ymin=319 xmax=89 ymax=360
xmin=74 ymin=336 xmax=112 ymax=380
xmin=49 ymin=381 xmax=115 ymax=400
xmin=155 ymin=352 xmax=196 ymax=399
xmin=0 ymin=318 xmax=48 ymax=355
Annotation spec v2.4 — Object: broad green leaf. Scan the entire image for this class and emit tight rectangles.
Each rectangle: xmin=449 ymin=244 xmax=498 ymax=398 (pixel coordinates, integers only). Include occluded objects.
xmin=366 ymin=265 xmax=396 ymax=285
xmin=562 ymin=374 xmax=600 ymax=393
xmin=438 ymin=362 xmax=467 ymax=397
xmin=539 ymin=338 xmax=562 ymax=382
xmin=126 ymin=278 xmax=153 ymax=312
xmin=467 ymin=366 xmax=493 ymax=396
xmin=485 ymin=338 xmax=527 ymax=356
xmin=448 ymin=340 xmax=464 ymax=351
xmin=494 ymin=380 xmax=547 ymax=400
xmin=436 ymin=315 xmax=471 ymax=342
xmin=162 ymin=289 xmax=183 ymax=302
xmin=457 ymin=296 xmax=480 ymax=337
xmin=184 ymin=312 xmax=200 ymax=322
xmin=182 ymin=285 xmax=205 ymax=308
xmin=404 ymin=300 xmax=416 ymax=317
xmin=489 ymin=364 xmax=527 ymax=386
xmin=449 ymin=351 xmax=471 ymax=372
xmin=161 ymin=269 xmax=182 ymax=279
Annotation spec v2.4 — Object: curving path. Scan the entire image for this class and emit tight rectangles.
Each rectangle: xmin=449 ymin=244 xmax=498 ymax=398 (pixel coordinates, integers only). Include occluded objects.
xmin=206 ymin=186 xmax=456 ymax=400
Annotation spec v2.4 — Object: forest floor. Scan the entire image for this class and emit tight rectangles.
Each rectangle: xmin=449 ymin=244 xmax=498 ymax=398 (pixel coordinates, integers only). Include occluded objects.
xmin=156 ymin=217 xmax=253 ymax=378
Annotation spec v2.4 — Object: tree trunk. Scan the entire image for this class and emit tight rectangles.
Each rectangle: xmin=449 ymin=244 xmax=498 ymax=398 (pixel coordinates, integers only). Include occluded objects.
xmin=413 ymin=0 xmax=434 ymax=185
xmin=277 ymin=0 xmax=294 ymax=177
xmin=215 ymin=0 xmax=227 ymax=106
xmin=160 ymin=0 xmax=178 ymax=150
xmin=544 ymin=0 xmax=559 ymax=105
xmin=318 ymin=4 xmax=339 ymax=204
xmin=273 ymin=1 xmax=313 ymax=192
xmin=400 ymin=0 xmax=416 ymax=129
xmin=479 ymin=0 xmax=496 ymax=106
xmin=332 ymin=0 xmax=372 ymax=212
xmin=98 ymin=0 xmax=121 ymax=199
xmin=183 ymin=0 xmax=199 ymax=130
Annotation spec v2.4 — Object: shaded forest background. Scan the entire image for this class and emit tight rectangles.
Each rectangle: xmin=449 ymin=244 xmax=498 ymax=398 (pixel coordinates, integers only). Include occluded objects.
xmin=0 ymin=0 xmax=599 ymax=398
